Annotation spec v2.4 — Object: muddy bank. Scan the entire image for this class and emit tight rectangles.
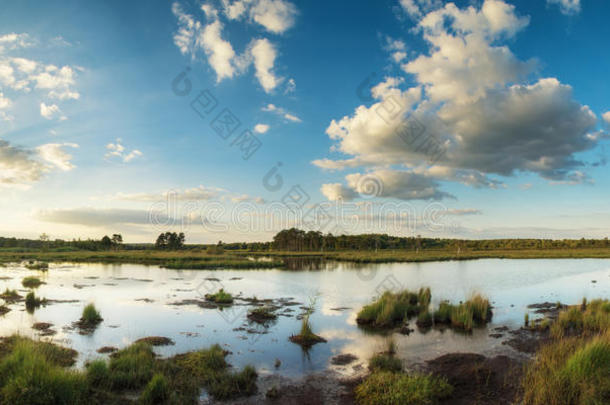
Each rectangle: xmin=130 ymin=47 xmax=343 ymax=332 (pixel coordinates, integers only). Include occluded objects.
xmin=427 ymin=353 xmax=523 ymax=405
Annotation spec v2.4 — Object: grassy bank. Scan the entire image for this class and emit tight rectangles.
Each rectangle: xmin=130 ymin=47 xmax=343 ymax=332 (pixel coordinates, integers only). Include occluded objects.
xmin=0 ymin=335 xmax=257 ymax=404
xmin=2 ymin=247 xmax=610 ymax=269
xmin=0 ymin=250 xmax=285 ymax=270
xmin=249 ymin=247 xmax=610 ymax=263
xmin=521 ymin=299 xmax=610 ymax=404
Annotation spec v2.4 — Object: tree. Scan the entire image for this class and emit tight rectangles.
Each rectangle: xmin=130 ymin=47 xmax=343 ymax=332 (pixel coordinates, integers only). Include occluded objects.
xmin=101 ymin=235 xmax=112 ymax=250
xmin=111 ymin=234 xmax=123 ymax=250
xmin=155 ymin=233 xmax=166 ymax=249
xmin=39 ymin=233 xmax=50 ymax=251
xmin=154 ymin=232 xmax=185 ymax=250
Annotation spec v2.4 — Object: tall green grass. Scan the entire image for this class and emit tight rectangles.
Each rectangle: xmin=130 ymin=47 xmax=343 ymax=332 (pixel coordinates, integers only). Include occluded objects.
xmin=433 ymin=293 xmax=492 ymax=331
xmin=0 ymin=338 xmax=85 ymax=405
xmin=80 ymin=303 xmax=103 ymax=326
xmin=21 ymin=276 xmax=43 ymax=288
xmin=355 ymin=371 xmax=452 ymax=405
xmin=522 ymin=332 xmax=610 ymax=404
xmin=356 ymin=289 xmax=428 ymax=328
xmin=551 ymin=298 xmax=610 ymax=338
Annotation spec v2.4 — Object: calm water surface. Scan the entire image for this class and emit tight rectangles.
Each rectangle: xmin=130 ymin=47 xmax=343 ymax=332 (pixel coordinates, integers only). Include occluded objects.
xmin=0 ymin=259 xmax=609 ymax=377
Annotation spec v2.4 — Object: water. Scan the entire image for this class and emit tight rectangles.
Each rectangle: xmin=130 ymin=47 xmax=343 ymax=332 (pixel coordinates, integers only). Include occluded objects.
xmin=0 ymin=259 xmax=609 ymax=377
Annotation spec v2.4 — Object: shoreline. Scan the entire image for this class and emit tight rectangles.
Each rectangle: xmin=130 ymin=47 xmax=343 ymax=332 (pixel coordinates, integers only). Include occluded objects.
xmin=2 ymin=247 xmax=610 ymax=269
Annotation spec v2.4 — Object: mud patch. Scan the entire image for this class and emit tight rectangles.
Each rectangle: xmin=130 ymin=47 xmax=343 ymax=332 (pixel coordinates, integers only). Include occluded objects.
xmin=426 ymin=353 xmax=524 ymax=405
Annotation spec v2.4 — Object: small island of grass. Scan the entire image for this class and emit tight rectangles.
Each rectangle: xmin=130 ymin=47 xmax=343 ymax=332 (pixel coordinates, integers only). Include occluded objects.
xmin=21 ymin=276 xmax=44 ymax=288
xmin=204 ymin=288 xmax=234 ymax=304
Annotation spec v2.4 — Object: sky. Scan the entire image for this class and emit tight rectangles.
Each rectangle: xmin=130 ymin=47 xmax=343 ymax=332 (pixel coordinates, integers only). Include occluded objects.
xmin=1 ymin=0 xmax=610 ymax=243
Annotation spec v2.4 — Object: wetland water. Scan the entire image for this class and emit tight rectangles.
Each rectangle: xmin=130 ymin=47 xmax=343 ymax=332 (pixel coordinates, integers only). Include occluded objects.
xmin=0 ymin=258 xmax=609 ymax=377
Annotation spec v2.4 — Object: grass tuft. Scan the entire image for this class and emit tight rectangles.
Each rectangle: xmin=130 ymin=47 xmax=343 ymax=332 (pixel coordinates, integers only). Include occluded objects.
xmin=355 ymin=371 xmax=452 ymax=405
xmin=205 ymin=289 xmax=234 ymax=304
xmin=80 ymin=304 xmax=103 ymax=327
xmin=22 ymin=276 xmax=43 ymax=289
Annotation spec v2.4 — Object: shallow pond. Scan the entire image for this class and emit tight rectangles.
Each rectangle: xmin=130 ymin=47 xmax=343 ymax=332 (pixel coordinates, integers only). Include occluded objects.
xmin=0 ymin=258 xmax=609 ymax=377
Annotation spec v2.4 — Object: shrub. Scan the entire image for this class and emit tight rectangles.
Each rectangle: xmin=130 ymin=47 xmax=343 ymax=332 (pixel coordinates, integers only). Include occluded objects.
xmin=355 ymin=371 xmax=452 ymax=405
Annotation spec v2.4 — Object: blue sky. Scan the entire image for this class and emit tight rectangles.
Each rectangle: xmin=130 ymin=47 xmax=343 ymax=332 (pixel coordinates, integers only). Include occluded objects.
xmin=1 ymin=0 xmax=609 ymax=243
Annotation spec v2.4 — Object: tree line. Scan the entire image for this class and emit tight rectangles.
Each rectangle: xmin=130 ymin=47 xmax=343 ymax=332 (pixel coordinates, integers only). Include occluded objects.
xmin=1 ymin=229 xmax=609 ymax=252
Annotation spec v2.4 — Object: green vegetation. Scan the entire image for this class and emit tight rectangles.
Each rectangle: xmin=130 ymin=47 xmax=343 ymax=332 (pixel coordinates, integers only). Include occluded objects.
xmin=356 ymin=289 xmax=491 ymax=332
xmin=25 ymin=292 xmax=45 ymax=311
xmin=21 ymin=276 xmax=43 ymax=288
xmin=522 ymin=332 xmax=610 ymax=404
xmin=355 ymin=371 xmax=453 ymax=405
xmin=247 ymin=306 xmax=278 ymax=323
xmin=155 ymin=232 xmax=185 ymax=250
xmin=139 ymin=373 xmax=169 ymax=404
xmin=525 ymin=313 xmax=530 ymax=327
xmin=25 ymin=261 xmax=49 ymax=271
xmin=550 ymin=299 xmax=610 ymax=338
xmin=356 ymin=289 xmax=429 ymax=328
xmin=433 ymin=293 xmax=492 ymax=331
xmin=289 ymin=299 xmax=326 ymax=348
xmin=369 ymin=353 xmax=402 ymax=373
xmin=204 ymin=289 xmax=233 ymax=304
xmin=521 ymin=298 xmax=610 ymax=404
xmin=172 ymin=344 xmax=258 ymax=400
xmin=0 ymin=336 xmax=258 ymax=404
xmin=0 ymin=288 xmax=21 ymax=301
xmin=80 ymin=304 xmax=103 ymax=327
xmin=135 ymin=337 xmax=174 ymax=346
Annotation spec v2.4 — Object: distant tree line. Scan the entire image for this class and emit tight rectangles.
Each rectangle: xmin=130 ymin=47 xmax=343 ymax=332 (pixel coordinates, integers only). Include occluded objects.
xmin=268 ymin=228 xmax=610 ymax=252
xmin=1 ymin=229 xmax=610 ymax=252
xmin=0 ymin=234 xmax=124 ymax=251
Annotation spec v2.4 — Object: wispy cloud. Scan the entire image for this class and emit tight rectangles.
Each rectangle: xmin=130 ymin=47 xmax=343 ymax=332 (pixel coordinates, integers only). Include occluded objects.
xmin=105 ymin=139 xmax=143 ymax=163
xmin=261 ymin=103 xmax=301 ymax=122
